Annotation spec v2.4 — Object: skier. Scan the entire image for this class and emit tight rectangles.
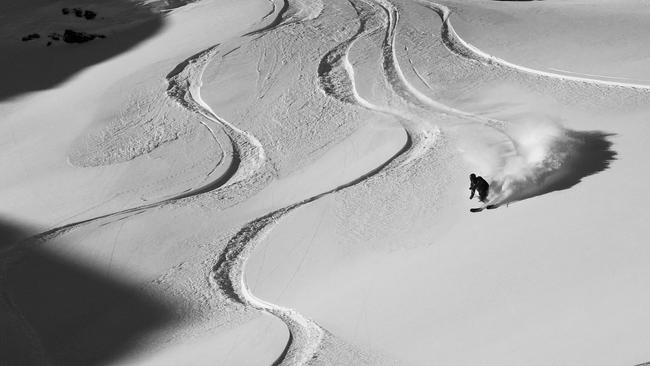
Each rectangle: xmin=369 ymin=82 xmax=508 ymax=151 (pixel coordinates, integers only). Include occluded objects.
xmin=469 ymin=173 xmax=489 ymax=202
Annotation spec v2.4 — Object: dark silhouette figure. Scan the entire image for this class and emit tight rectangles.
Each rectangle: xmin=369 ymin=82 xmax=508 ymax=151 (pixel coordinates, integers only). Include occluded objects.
xmin=469 ymin=173 xmax=490 ymax=202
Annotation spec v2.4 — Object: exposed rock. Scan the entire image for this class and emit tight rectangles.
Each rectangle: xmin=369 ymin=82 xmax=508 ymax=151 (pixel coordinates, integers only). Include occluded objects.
xmin=63 ymin=29 xmax=106 ymax=44
xmin=62 ymin=7 xmax=98 ymax=20
xmin=21 ymin=33 xmax=40 ymax=42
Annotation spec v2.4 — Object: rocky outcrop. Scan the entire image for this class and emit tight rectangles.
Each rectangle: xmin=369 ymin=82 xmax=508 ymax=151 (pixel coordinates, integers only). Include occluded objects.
xmin=61 ymin=8 xmax=98 ymax=20
xmin=21 ymin=33 xmax=40 ymax=42
xmin=62 ymin=30 xmax=106 ymax=43
xmin=83 ymin=10 xmax=97 ymax=20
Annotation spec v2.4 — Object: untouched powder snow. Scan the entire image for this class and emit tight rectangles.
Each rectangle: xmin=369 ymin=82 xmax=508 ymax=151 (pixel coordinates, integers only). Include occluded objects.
xmin=2 ymin=0 xmax=650 ymax=365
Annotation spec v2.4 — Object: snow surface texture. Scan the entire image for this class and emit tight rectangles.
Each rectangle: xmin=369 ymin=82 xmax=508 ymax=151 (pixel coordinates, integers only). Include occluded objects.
xmin=2 ymin=0 xmax=650 ymax=365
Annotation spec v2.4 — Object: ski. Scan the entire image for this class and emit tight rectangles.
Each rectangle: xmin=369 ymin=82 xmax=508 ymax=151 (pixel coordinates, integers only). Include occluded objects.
xmin=470 ymin=202 xmax=500 ymax=213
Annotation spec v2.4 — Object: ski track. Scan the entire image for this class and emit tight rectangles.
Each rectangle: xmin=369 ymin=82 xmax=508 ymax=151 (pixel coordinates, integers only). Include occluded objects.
xmin=418 ymin=0 xmax=650 ymax=91
xmin=209 ymin=124 xmax=415 ymax=366
xmin=209 ymin=1 xmax=443 ymax=364
xmin=165 ymin=44 xmax=269 ymax=198
xmin=209 ymin=0 xmax=441 ymax=364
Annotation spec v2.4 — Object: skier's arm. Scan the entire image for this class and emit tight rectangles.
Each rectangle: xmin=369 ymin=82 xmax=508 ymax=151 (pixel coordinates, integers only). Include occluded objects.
xmin=469 ymin=187 xmax=475 ymax=199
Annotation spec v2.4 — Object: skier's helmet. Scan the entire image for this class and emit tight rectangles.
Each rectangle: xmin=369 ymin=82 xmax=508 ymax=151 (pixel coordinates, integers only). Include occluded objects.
xmin=470 ymin=173 xmax=476 ymax=180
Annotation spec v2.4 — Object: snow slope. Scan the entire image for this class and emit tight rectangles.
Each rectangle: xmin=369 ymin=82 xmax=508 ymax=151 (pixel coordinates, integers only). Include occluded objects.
xmin=2 ymin=0 xmax=650 ymax=365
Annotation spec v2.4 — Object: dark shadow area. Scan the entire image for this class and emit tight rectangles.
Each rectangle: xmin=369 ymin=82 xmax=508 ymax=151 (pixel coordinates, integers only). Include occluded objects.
xmin=0 ymin=0 xmax=165 ymax=102
xmin=0 ymin=220 xmax=175 ymax=366
xmin=494 ymin=131 xmax=616 ymax=206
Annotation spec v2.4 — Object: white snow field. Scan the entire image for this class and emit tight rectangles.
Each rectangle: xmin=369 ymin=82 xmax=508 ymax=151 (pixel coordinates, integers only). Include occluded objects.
xmin=1 ymin=0 xmax=650 ymax=365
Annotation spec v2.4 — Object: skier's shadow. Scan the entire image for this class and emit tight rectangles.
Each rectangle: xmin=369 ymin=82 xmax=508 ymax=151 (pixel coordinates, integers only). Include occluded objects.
xmin=0 ymin=220 xmax=174 ymax=366
xmin=491 ymin=130 xmax=616 ymax=206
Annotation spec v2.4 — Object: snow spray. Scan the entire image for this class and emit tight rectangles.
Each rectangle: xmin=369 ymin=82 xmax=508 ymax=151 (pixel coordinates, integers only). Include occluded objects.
xmin=487 ymin=118 xmax=577 ymax=204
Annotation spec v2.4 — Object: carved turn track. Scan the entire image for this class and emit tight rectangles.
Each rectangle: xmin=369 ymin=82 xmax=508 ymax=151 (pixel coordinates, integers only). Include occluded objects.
xmin=418 ymin=0 xmax=650 ymax=91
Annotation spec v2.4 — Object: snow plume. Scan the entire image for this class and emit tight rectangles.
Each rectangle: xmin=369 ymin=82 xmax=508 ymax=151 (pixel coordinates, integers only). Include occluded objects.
xmin=480 ymin=118 xmax=616 ymax=205
xmin=490 ymin=119 xmax=572 ymax=202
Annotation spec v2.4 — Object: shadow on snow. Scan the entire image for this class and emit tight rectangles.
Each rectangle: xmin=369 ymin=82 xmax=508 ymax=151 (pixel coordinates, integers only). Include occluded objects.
xmin=0 ymin=219 xmax=175 ymax=366
xmin=0 ymin=0 xmax=165 ymax=102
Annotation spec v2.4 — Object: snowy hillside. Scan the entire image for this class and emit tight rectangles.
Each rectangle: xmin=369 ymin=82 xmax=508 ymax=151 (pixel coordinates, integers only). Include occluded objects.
xmin=1 ymin=0 xmax=649 ymax=365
